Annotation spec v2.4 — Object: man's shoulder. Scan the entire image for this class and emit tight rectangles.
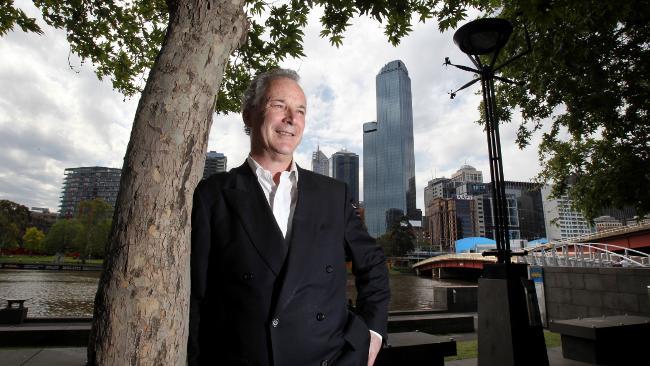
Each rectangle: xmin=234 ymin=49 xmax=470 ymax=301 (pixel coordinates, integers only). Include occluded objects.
xmin=196 ymin=165 xmax=247 ymax=195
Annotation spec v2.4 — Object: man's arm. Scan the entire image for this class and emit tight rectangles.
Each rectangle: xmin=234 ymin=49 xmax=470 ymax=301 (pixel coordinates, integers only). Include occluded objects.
xmin=342 ymin=183 xmax=390 ymax=363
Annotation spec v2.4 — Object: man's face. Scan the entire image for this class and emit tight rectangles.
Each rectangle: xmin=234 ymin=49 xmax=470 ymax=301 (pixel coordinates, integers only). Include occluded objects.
xmin=248 ymin=77 xmax=306 ymax=158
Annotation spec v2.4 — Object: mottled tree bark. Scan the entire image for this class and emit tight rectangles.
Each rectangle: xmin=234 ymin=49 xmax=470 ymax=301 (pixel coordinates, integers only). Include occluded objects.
xmin=88 ymin=1 xmax=246 ymax=364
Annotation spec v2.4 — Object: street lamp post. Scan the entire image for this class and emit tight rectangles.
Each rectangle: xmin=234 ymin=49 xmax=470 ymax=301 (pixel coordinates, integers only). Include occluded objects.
xmin=445 ymin=18 xmax=548 ymax=366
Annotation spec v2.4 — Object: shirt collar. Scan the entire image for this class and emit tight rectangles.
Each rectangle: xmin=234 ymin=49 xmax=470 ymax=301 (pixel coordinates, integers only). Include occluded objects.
xmin=246 ymin=156 xmax=299 ymax=183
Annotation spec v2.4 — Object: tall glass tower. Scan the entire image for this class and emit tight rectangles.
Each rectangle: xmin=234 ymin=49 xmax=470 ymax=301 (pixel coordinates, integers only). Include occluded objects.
xmin=329 ymin=149 xmax=359 ymax=204
xmin=363 ymin=60 xmax=416 ymax=237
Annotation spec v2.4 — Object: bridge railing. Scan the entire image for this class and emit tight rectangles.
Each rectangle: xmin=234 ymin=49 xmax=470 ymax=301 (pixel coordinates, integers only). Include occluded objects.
xmin=517 ymin=242 xmax=650 ymax=268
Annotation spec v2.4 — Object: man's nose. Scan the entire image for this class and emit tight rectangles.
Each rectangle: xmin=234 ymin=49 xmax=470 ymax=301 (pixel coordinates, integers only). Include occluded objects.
xmin=283 ymin=108 xmax=295 ymax=123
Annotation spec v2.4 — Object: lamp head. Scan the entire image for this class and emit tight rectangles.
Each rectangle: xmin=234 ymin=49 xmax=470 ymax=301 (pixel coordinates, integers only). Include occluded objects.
xmin=453 ymin=18 xmax=513 ymax=56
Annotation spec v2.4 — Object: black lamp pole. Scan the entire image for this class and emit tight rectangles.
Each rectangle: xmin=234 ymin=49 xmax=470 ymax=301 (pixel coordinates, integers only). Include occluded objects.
xmin=444 ymin=18 xmax=530 ymax=264
xmin=445 ymin=19 xmax=548 ymax=366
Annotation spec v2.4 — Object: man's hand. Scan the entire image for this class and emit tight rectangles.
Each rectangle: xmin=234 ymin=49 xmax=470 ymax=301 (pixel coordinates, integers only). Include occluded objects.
xmin=367 ymin=331 xmax=382 ymax=366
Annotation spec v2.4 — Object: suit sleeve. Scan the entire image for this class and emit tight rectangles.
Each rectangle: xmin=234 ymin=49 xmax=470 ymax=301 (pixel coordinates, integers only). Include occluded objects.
xmin=343 ymin=183 xmax=390 ymax=338
xmin=188 ymin=183 xmax=211 ymax=365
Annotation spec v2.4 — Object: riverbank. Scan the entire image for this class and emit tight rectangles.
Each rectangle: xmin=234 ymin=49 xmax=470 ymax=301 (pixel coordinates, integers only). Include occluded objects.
xmin=0 ymin=255 xmax=102 ymax=265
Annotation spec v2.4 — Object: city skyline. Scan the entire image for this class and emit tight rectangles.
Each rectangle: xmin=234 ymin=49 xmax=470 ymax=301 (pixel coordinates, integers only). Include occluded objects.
xmin=0 ymin=3 xmax=547 ymax=213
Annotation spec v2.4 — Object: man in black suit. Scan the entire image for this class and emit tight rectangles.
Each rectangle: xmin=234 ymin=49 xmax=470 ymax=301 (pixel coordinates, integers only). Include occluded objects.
xmin=188 ymin=68 xmax=389 ymax=366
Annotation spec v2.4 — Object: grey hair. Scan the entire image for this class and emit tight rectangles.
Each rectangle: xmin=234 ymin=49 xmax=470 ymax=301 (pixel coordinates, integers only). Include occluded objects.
xmin=241 ymin=68 xmax=300 ymax=135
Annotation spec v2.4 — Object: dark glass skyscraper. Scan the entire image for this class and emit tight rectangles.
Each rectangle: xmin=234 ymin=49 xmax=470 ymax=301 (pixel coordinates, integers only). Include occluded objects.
xmin=329 ymin=150 xmax=359 ymax=204
xmin=363 ymin=60 xmax=416 ymax=237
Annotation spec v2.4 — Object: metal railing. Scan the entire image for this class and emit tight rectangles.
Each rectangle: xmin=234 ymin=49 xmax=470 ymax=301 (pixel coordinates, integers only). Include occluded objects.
xmin=516 ymin=242 xmax=650 ymax=268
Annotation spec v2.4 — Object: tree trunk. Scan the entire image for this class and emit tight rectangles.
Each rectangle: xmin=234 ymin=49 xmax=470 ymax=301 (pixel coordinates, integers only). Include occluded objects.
xmin=88 ymin=1 xmax=246 ymax=364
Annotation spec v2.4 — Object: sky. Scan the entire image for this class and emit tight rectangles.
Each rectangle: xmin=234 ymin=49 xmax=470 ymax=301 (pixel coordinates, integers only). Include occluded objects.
xmin=0 ymin=2 xmax=546 ymax=213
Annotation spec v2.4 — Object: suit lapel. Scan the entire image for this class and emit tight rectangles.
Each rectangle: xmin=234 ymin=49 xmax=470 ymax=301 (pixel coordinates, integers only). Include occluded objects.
xmin=222 ymin=163 xmax=287 ymax=276
xmin=274 ymin=167 xmax=321 ymax=313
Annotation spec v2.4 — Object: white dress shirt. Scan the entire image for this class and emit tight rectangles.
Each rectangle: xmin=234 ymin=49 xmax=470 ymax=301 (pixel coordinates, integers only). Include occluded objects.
xmin=247 ymin=156 xmax=298 ymax=239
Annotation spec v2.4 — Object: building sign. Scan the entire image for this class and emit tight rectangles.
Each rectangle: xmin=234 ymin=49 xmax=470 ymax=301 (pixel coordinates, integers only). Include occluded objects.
xmin=455 ymin=194 xmax=474 ymax=200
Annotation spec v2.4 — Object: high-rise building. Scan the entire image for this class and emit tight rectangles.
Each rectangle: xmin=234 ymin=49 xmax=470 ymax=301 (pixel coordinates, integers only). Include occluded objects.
xmin=483 ymin=181 xmax=546 ymax=241
xmin=329 ymin=149 xmax=359 ymax=204
xmin=203 ymin=151 xmax=227 ymax=179
xmin=451 ymin=164 xmax=483 ymax=185
xmin=311 ymin=147 xmax=329 ymax=176
xmin=59 ymin=167 xmax=121 ymax=218
xmin=363 ymin=60 xmax=417 ymax=237
xmin=427 ymin=197 xmax=480 ymax=252
xmin=541 ymin=185 xmax=594 ymax=240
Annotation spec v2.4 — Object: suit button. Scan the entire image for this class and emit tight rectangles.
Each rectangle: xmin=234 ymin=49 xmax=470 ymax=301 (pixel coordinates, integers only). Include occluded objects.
xmin=316 ymin=313 xmax=326 ymax=321
xmin=320 ymin=360 xmax=328 ymax=366
xmin=242 ymin=272 xmax=254 ymax=280
xmin=325 ymin=265 xmax=333 ymax=273
xmin=272 ymin=318 xmax=279 ymax=327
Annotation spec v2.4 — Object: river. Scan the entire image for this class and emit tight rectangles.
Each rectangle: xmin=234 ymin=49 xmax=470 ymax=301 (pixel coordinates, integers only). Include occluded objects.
xmin=0 ymin=269 xmax=475 ymax=317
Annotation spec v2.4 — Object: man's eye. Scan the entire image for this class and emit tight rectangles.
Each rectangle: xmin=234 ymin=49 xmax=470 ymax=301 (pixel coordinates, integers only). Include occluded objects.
xmin=271 ymin=103 xmax=285 ymax=109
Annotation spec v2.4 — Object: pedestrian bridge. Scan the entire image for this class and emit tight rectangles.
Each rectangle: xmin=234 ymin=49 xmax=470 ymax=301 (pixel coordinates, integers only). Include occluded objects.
xmin=412 ymin=242 xmax=650 ymax=277
xmin=517 ymin=242 xmax=650 ymax=268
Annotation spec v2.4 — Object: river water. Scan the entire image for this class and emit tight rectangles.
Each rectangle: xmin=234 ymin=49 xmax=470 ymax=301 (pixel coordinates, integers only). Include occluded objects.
xmin=0 ymin=269 xmax=475 ymax=317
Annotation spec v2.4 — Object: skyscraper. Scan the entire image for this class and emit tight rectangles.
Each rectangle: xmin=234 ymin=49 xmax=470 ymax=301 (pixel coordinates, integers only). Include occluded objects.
xmin=203 ymin=151 xmax=227 ymax=179
xmin=363 ymin=60 xmax=416 ymax=237
xmin=59 ymin=167 xmax=121 ymax=218
xmin=329 ymin=149 xmax=359 ymax=204
xmin=311 ymin=147 xmax=329 ymax=176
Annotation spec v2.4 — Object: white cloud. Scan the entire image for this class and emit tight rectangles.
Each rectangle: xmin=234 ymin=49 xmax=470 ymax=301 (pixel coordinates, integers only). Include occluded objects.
xmin=0 ymin=3 xmax=544 ymax=213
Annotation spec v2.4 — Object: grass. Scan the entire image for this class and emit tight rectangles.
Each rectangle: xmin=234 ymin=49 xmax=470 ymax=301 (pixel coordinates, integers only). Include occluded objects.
xmin=444 ymin=331 xmax=562 ymax=361
xmin=0 ymin=255 xmax=103 ymax=265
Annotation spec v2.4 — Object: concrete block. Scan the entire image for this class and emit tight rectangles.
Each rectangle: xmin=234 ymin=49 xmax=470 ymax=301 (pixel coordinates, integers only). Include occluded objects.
xmin=557 ymin=273 xmax=572 ymax=288
xmin=544 ymin=272 xmax=558 ymax=288
xmin=616 ymin=275 xmax=649 ymax=294
xmin=543 ymin=267 xmax=560 ymax=274
xmin=547 ymin=287 xmax=572 ymax=303
xmin=376 ymin=332 xmax=456 ymax=366
xmin=568 ymin=274 xmax=585 ymax=289
xmin=587 ymin=307 xmax=618 ymax=318
xmin=584 ymin=274 xmax=618 ymax=291
xmin=602 ymin=292 xmax=639 ymax=313
xmin=638 ymin=293 xmax=650 ymax=314
xmin=557 ymin=304 xmax=588 ymax=320
xmin=617 ymin=293 xmax=640 ymax=313
xmin=571 ymin=289 xmax=602 ymax=307
xmin=546 ymin=302 xmax=561 ymax=322
xmin=598 ymin=267 xmax=628 ymax=275
xmin=629 ymin=268 xmax=650 ymax=278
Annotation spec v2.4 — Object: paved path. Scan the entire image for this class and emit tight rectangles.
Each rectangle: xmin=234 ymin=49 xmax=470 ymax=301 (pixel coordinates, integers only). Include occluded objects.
xmin=0 ymin=346 xmax=594 ymax=366
xmin=445 ymin=347 xmax=593 ymax=366
xmin=1 ymin=347 xmax=86 ymax=366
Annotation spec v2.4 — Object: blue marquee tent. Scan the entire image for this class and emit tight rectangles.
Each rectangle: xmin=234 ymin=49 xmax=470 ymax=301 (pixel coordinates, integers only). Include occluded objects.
xmin=455 ymin=237 xmax=497 ymax=253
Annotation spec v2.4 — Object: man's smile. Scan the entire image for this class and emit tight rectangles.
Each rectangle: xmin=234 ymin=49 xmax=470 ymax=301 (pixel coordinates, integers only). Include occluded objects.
xmin=276 ymin=130 xmax=295 ymax=137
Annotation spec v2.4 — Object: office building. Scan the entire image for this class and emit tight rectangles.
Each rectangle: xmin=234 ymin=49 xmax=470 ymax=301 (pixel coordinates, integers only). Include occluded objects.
xmin=363 ymin=60 xmax=417 ymax=237
xmin=203 ymin=151 xmax=227 ymax=179
xmin=451 ymin=164 xmax=483 ymax=185
xmin=59 ymin=167 xmax=121 ymax=218
xmin=427 ymin=196 xmax=480 ymax=252
xmin=329 ymin=149 xmax=359 ymax=204
xmin=311 ymin=147 xmax=329 ymax=176
xmin=541 ymin=184 xmax=594 ymax=240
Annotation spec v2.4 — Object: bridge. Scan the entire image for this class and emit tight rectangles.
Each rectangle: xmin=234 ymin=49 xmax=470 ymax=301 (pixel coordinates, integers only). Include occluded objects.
xmin=557 ymin=221 xmax=650 ymax=251
xmin=412 ymin=222 xmax=650 ymax=277
xmin=412 ymin=242 xmax=650 ymax=279
xmin=517 ymin=242 xmax=650 ymax=268
xmin=412 ymin=253 xmax=495 ymax=278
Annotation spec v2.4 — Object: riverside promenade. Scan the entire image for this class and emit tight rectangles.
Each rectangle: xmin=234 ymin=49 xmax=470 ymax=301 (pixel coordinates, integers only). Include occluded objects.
xmin=0 ymin=340 xmax=592 ymax=366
